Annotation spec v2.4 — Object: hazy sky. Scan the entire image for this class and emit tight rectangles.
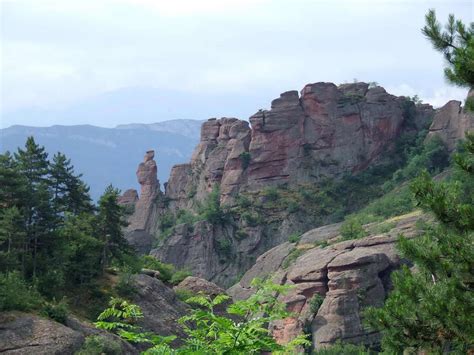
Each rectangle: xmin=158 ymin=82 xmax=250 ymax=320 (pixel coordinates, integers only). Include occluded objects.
xmin=1 ymin=0 xmax=473 ymax=128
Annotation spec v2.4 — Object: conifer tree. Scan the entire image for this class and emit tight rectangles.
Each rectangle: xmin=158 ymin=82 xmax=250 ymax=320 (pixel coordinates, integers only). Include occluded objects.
xmin=422 ymin=9 xmax=474 ymax=109
xmin=96 ymin=185 xmax=130 ymax=270
xmin=50 ymin=152 xmax=93 ymax=216
xmin=365 ymin=134 xmax=474 ymax=353
xmin=13 ymin=137 xmax=54 ymax=278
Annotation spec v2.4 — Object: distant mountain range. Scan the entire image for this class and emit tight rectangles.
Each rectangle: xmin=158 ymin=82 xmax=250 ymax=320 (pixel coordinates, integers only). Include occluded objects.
xmin=0 ymin=120 xmax=203 ymax=200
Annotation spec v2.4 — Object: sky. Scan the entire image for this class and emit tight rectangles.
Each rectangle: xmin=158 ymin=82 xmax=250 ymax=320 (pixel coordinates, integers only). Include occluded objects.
xmin=0 ymin=0 xmax=473 ymax=128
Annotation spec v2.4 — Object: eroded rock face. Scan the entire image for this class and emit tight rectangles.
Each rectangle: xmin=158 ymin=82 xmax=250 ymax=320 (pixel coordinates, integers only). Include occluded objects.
xmin=174 ymin=276 xmax=226 ymax=298
xmin=228 ymin=212 xmax=424 ymax=349
xmin=122 ymin=150 xmax=162 ymax=254
xmin=427 ymin=97 xmax=474 ymax=151
xmin=117 ymin=189 xmax=138 ymax=206
xmin=0 ymin=312 xmax=84 ymax=354
xmin=165 ymin=83 xmax=431 ymax=204
xmin=123 ymin=83 xmax=436 ymax=286
xmin=131 ymin=274 xmax=189 ymax=345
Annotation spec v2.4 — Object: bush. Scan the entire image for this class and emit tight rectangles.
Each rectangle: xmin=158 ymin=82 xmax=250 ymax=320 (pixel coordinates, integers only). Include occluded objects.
xmin=0 ymin=272 xmax=42 ymax=311
xmin=313 ymin=240 xmax=329 ymax=248
xmin=373 ymin=221 xmax=397 ymax=234
xmin=282 ymin=248 xmax=304 ymax=269
xmin=235 ymin=194 xmax=252 ymax=209
xmin=199 ymin=186 xmax=229 ymax=225
xmin=175 ymin=209 xmax=200 ymax=225
xmin=170 ymin=270 xmax=192 ymax=285
xmin=288 ymin=233 xmax=301 ymax=243
xmin=141 ymin=255 xmax=174 ymax=283
xmin=340 ymin=218 xmax=368 ymax=240
xmin=240 ymin=211 xmax=262 ymax=227
xmin=239 ymin=152 xmax=251 ymax=169
xmin=175 ymin=288 xmax=194 ymax=302
xmin=286 ymin=200 xmax=300 ymax=213
xmin=261 ymin=187 xmax=280 ymax=202
xmin=215 ymin=237 xmax=232 ymax=258
xmin=76 ymin=335 xmax=122 ymax=355
xmin=41 ymin=298 xmax=69 ymax=324
xmin=114 ymin=273 xmax=137 ymax=298
xmin=309 ymin=293 xmax=324 ymax=314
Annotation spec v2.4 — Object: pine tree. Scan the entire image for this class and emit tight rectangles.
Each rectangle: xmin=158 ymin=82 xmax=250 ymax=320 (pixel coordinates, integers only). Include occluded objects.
xmin=0 ymin=207 xmax=26 ymax=272
xmin=50 ymin=152 xmax=93 ymax=216
xmin=0 ymin=152 xmax=26 ymax=208
xmin=365 ymin=134 xmax=474 ymax=353
xmin=96 ymin=185 xmax=130 ymax=270
xmin=422 ymin=9 xmax=474 ymax=109
xmin=13 ymin=137 xmax=55 ymax=278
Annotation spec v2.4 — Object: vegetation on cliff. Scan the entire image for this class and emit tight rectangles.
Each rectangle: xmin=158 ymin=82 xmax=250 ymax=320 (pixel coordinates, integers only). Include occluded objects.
xmin=365 ymin=133 xmax=474 ymax=353
xmin=0 ymin=137 xmax=138 ymax=318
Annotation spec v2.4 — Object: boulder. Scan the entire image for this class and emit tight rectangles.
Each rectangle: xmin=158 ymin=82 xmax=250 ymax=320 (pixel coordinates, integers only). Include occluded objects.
xmin=174 ymin=276 xmax=226 ymax=298
xmin=0 ymin=312 xmax=84 ymax=354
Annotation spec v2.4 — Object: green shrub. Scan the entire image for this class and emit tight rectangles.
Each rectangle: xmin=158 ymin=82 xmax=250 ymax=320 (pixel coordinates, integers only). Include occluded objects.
xmin=286 ymin=200 xmax=300 ymax=213
xmin=340 ymin=218 xmax=368 ymax=240
xmin=76 ymin=335 xmax=122 ymax=355
xmin=175 ymin=288 xmax=194 ymax=302
xmin=175 ymin=209 xmax=200 ymax=225
xmin=282 ymin=248 xmax=304 ymax=269
xmin=114 ymin=273 xmax=137 ymax=298
xmin=235 ymin=229 xmax=249 ymax=239
xmin=313 ymin=240 xmax=329 ymax=248
xmin=373 ymin=221 xmax=397 ymax=234
xmin=261 ymin=186 xmax=280 ymax=202
xmin=0 ymin=272 xmax=42 ymax=311
xmin=96 ymin=279 xmax=310 ymax=353
xmin=239 ymin=152 xmax=251 ymax=169
xmin=41 ymin=298 xmax=69 ymax=324
xmin=199 ymin=186 xmax=229 ymax=225
xmin=240 ymin=211 xmax=262 ymax=227
xmin=235 ymin=194 xmax=252 ymax=209
xmin=288 ymin=233 xmax=301 ymax=243
xmin=159 ymin=211 xmax=176 ymax=231
xmin=141 ymin=255 xmax=174 ymax=283
xmin=215 ymin=237 xmax=232 ymax=258
xmin=309 ymin=293 xmax=324 ymax=314
xmin=170 ymin=270 xmax=192 ymax=285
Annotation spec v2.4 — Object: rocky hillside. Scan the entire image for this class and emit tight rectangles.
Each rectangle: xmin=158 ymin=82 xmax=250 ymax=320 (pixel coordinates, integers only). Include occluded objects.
xmin=118 ymin=82 xmax=474 ymax=288
xmin=228 ymin=211 xmax=427 ymax=350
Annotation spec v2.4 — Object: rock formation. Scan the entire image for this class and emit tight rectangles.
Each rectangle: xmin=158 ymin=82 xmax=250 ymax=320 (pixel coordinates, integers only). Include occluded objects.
xmin=130 ymin=274 xmax=189 ymax=346
xmin=164 ymin=83 xmax=432 ymax=207
xmin=121 ymin=150 xmax=162 ymax=254
xmin=228 ymin=212 xmax=426 ymax=350
xmin=427 ymin=93 xmax=474 ymax=151
xmin=122 ymin=82 xmax=434 ymax=286
xmin=0 ymin=312 xmax=84 ymax=354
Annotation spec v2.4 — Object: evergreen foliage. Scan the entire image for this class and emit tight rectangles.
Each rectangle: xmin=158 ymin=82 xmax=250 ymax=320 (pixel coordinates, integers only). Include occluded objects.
xmin=0 ymin=137 xmax=136 ymax=315
xmin=365 ymin=133 xmax=474 ymax=353
xmin=422 ymin=9 xmax=474 ymax=110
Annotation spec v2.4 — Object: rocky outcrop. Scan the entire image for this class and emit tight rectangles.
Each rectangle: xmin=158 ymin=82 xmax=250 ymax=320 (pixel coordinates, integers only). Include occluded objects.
xmin=131 ymin=274 xmax=189 ymax=342
xmin=228 ymin=212 xmax=425 ymax=349
xmin=65 ymin=315 xmax=139 ymax=354
xmin=117 ymin=188 xmax=138 ymax=206
xmin=0 ymin=312 xmax=84 ymax=354
xmin=123 ymin=82 xmax=438 ymax=287
xmin=174 ymin=276 xmax=226 ymax=298
xmin=165 ymin=83 xmax=432 ymax=205
xmin=121 ymin=150 xmax=162 ymax=254
xmin=427 ymin=95 xmax=474 ymax=151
